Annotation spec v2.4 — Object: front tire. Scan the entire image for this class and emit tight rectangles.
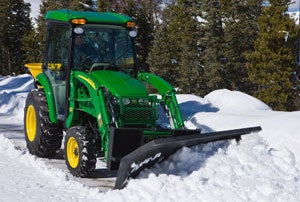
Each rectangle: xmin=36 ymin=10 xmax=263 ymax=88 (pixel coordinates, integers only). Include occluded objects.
xmin=24 ymin=90 xmax=63 ymax=157
xmin=64 ymin=126 xmax=96 ymax=177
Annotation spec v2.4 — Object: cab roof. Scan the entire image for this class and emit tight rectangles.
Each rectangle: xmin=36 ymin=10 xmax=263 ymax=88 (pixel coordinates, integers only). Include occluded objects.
xmin=45 ymin=9 xmax=134 ymax=25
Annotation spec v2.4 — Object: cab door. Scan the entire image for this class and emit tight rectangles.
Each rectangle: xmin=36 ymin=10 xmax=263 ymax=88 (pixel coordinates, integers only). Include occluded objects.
xmin=43 ymin=22 xmax=70 ymax=120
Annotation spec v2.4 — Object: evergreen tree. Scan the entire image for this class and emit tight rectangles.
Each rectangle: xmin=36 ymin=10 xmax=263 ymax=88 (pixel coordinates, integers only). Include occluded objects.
xmin=147 ymin=6 xmax=181 ymax=88
xmin=22 ymin=29 xmax=42 ymax=64
xmin=221 ymin=0 xmax=264 ymax=92
xmin=148 ymin=0 xmax=203 ymax=94
xmin=199 ymin=0 xmax=227 ymax=94
xmin=0 ymin=0 xmax=31 ymax=75
xmin=98 ymin=0 xmax=116 ymax=11
xmin=246 ymin=0 xmax=299 ymax=111
xmin=175 ymin=0 xmax=202 ymax=94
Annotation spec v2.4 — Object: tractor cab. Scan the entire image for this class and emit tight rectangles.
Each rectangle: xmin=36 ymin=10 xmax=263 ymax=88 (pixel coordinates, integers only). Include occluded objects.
xmin=42 ymin=10 xmax=137 ymax=120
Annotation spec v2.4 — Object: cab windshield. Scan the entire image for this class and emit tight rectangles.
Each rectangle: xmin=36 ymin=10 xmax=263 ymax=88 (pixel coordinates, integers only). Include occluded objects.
xmin=72 ymin=24 xmax=136 ymax=72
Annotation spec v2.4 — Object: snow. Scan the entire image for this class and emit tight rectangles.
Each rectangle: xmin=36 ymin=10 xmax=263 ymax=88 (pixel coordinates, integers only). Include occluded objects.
xmin=0 ymin=74 xmax=300 ymax=201
xmin=0 ymin=74 xmax=33 ymax=119
xmin=204 ymin=89 xmax=271 ymax=113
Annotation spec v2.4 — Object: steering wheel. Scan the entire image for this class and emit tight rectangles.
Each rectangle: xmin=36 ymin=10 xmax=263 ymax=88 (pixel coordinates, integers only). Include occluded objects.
xmin=80 ymin=55 xmax=104 ymax=71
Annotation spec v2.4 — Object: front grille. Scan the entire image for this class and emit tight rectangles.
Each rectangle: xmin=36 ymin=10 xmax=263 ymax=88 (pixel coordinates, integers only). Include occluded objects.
xmin=116 ymin=96 xmax=158 ymax=127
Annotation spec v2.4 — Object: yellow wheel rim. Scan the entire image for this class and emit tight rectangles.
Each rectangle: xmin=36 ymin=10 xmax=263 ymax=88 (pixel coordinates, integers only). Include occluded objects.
xmin=26 ymin=105 xmax=37 ymax=142
xmin=67 ymin=137 xmax=79 ymax=168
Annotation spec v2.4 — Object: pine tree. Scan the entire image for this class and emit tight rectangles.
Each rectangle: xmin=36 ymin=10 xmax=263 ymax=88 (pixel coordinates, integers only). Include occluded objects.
xmin=147 ymin=6 xmax=181 ymax=88
xmin=22 ymin=29 xmax=42 ymax=64
xmin=246 ymin=0 xmax=299 ymax=111
xmin=221 ymin=0 xmax=264 ymax=92
xmin=175 ymin=0 xmax=202 ymax=94
xmin=0 ymin=0 xmax=32 ymax=75
xmin=98 ymin=0 xmax=116 ymax=11
xmin=199 ymin=0 xmax=227 ymax=94
xmin=148 ymin=0 xmax=203 ymax=94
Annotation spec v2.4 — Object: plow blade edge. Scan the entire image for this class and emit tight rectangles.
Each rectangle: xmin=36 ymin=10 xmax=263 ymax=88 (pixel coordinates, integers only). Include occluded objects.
xmin=114 ymin=126 xmax=262 ymax=189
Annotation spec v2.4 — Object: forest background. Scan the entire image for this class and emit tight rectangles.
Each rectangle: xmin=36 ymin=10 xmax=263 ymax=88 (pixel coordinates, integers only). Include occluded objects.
xmin=0 ymin=0 xmax=299 ymax=111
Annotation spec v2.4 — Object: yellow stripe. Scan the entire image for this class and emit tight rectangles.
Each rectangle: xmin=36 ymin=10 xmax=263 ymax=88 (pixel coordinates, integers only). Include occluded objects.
xmin=78 ymin=75 xmax=96 ymax=89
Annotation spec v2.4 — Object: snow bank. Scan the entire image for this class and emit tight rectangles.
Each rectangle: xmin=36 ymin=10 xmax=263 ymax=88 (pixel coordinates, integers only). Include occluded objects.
xmin=0 ymin=74 xmax=33 ymax=119
xmin=204 ymin=89 xmax=271 ymax=114
xmin=182 ymin=90 xmax=300 ymax=159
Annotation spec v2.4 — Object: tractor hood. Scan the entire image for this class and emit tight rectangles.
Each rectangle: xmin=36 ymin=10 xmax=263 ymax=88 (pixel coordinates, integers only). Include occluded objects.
xmin=91 ymin=70 xmax=148 ymax=96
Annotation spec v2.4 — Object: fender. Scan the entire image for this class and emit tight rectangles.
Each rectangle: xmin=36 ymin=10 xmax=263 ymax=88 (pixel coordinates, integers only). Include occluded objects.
xmin=66 ymin=70 xmax=111 ymax=158
xmin=36 ymin=73 xmax=57 ymax=123
xmin=66 ymin=71 xmax=101 ymax=128
xmin=71 ymin=71 xmax=110 ymax=129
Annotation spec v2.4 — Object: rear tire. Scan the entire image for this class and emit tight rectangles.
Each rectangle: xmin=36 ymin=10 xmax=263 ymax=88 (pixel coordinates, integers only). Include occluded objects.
xmin=24 ymin=90 xmax=63 ymax=157
xmin=64 ymin=126 xmax=96 ymax=177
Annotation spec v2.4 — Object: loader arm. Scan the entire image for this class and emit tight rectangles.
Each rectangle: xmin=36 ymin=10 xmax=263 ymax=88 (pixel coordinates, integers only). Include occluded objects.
xmin=138 ymin=72 xmax=184 ymax=129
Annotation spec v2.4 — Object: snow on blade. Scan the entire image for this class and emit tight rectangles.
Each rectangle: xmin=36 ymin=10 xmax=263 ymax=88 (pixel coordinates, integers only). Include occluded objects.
xmin=130 ymin=152 xmax=162 ymax=172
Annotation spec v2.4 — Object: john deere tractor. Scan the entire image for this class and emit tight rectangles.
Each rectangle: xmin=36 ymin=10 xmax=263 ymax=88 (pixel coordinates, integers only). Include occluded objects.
xmin=24 ymin=10 xmax=261 ymax=189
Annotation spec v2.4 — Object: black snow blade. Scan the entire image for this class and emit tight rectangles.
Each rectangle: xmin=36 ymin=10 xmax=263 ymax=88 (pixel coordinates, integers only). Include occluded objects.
xmin=115 ymin=126 xmax=262 ymax=189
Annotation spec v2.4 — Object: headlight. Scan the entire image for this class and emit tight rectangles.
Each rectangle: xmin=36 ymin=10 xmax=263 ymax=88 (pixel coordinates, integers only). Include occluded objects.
xmin=122 ymin=98 xmax=131 ymax=105
xmin=138 ymin=98 xmax=150 ymax=106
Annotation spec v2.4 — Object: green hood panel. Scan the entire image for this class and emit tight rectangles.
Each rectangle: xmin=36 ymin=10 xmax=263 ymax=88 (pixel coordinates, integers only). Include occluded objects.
xmin=91 ymin=70 xmax=148 ymax=96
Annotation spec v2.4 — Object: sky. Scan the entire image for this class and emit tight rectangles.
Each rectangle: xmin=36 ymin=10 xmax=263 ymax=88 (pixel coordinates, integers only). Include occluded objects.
xmin=0 ymin=74 xmax=300 ymax=201
xmin=24 ymin=0 xmax=41 ymax=24
xmin=289 ymin=0 xmax=300 ymax=12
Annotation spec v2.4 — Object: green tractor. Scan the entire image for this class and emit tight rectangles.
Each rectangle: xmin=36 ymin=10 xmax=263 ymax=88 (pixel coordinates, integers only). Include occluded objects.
xmin=24 ymin=10 xmax=261 ymax=189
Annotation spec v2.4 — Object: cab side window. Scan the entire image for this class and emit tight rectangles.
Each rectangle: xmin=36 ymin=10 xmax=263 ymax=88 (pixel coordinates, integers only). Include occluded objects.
xmin=44 ymin=23 xmax=69 ymax=80
xmin=43 ymin=23 xmax=70 ymax=120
